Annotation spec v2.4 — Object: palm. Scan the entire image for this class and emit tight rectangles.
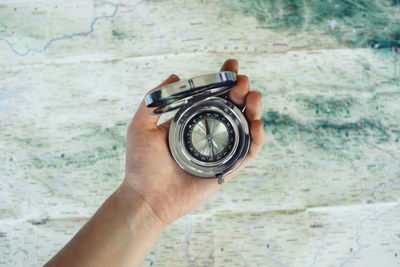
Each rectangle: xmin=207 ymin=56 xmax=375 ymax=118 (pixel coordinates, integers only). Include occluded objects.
xmin=125 ymin=125 xmax=220 ymax=224
xmin=124 ymin=59 xmax=264 ymax=225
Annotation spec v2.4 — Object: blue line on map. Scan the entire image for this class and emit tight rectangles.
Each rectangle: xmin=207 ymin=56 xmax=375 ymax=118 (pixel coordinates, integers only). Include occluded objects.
xmin=266 ymin=244 xmax=287 ymax=267
xmin=339 ymin=179 xmax=400 ymax=267
xmin=0 ymin=3 xmax=119 ymax=57
xmin=0 ymin=91 xmax=12 ymax=100
xmin=339 ymin=212 xmax=374 ymax=267
xmin=0 ymin=91 xmax=12 ymax=110
xmin=309 ymin=225 xmax=331 ymax=267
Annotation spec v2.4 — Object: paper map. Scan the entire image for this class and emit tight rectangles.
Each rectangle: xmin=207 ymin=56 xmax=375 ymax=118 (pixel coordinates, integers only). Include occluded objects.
xmin=0 ymin=0 xmax=399 ymax=266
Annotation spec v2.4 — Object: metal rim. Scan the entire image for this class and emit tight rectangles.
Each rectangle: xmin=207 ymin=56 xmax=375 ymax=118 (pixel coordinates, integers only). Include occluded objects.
xmin=145 ymin=72 xmax=237 ymax=114
xmin=180 ymin=107 xmax=240 ymax=167
xmin=169 ymin=96 xmax=250 ymax=178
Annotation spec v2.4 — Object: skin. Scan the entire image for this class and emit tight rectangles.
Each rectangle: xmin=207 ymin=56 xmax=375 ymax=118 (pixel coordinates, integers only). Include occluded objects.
xmin=45 ymin=59 xmax=265 ymax=267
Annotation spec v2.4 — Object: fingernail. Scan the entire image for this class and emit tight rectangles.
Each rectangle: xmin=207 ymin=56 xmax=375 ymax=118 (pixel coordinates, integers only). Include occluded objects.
xmin=254 ymin=90 xmax=262 ymax=96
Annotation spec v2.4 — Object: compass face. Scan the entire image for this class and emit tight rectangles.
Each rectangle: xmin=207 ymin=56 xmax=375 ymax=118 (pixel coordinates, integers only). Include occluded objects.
xmin=169 ymin=96 xmax=250 ymax=178
xmin=183 ymin=111 xmax=235 ymax=162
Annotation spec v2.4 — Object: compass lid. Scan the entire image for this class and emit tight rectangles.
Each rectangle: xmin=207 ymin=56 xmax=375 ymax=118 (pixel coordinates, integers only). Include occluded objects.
xmin=145 ymin=71 xmax=237 ymax=114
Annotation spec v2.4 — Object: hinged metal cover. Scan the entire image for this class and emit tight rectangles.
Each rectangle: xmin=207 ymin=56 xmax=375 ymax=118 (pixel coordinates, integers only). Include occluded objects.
xmin=145 ymin=71 xmax=237 ymax=114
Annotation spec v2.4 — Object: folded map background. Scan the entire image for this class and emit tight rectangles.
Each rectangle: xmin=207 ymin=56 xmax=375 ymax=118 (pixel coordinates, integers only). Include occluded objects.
xmin=0 ymin=0 xmax=399 ymax=266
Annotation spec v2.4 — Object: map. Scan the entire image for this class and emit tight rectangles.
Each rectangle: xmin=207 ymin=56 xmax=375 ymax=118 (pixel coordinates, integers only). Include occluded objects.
xmin=0 ymin=0 xmax=399 ymax=266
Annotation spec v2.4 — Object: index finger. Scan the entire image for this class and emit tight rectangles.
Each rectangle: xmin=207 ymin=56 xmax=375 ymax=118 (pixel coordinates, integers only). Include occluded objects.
xmin=220 ymin=59 xmax=238 ymax=74
xmin=220 ymin=59 xmax=249 ymax=108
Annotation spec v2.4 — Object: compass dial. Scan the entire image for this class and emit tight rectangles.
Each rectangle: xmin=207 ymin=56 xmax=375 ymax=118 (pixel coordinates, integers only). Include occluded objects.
xmin=183 ymin=111 xmax=235 ymax=162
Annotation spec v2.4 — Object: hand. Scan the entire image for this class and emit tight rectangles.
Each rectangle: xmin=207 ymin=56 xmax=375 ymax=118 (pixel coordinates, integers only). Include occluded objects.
xmin=122 ymin=59 xmax=265 ymax=226
xmin=45 ymin=59 xmax=264 ymax=267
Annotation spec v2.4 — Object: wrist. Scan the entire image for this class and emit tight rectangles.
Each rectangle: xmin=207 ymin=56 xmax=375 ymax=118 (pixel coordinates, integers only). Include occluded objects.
xmin=114 ymin=180 xmax=167 ymax=232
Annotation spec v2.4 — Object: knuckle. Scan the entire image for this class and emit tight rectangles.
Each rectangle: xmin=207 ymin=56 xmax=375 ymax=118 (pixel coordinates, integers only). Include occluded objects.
xmin=239 ymin=74 xmax=249 ymax=84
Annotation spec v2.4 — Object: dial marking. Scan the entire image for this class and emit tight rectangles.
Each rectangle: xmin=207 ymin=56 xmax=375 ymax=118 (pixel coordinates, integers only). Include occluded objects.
xmin=184 ymin=111 xmax=235 ymax=162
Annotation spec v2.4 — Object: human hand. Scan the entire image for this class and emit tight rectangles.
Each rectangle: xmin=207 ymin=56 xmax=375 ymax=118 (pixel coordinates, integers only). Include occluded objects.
xmin=121 ymin=59 xmax=265 ymax=227
xmin=46 ymin=61 xmax=268 ymax=267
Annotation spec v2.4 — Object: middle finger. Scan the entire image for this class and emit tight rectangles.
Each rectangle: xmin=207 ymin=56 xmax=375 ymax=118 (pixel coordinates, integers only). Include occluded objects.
xmin=228 ymin=74 xmax=249 ymax=108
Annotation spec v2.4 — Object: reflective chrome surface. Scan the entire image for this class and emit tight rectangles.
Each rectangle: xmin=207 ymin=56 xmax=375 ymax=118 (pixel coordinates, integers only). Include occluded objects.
xmin=169 ymin=97 xmax=250 ymax=178
xmin=145 ymin=72 xmax=236 ymax=114
xmin=191 ymin=118 xmax=229 ymax=157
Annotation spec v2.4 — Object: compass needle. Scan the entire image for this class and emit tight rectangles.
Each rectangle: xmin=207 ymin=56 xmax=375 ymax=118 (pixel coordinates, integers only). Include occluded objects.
xmin=205 ymin=119 xmax=210 ymax=136
xmin=189 ymin=112 xmax=233 ymax=162
xmin=146 ymin=71 xmax=249 ymax=178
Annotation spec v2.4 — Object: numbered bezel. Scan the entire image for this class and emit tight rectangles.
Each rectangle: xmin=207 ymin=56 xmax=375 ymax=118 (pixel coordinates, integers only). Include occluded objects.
xmin=169 ymin=96 xmax=250 ymax=178
xmin=183 ymin=110 xmax=238 ymax=164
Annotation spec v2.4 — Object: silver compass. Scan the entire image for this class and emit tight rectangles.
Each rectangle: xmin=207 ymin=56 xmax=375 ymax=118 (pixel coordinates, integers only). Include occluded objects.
xmin=188 ymin=111 xmax=232 ymax=161
xmin=145 ymin=72 xmax=250 ymax=183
